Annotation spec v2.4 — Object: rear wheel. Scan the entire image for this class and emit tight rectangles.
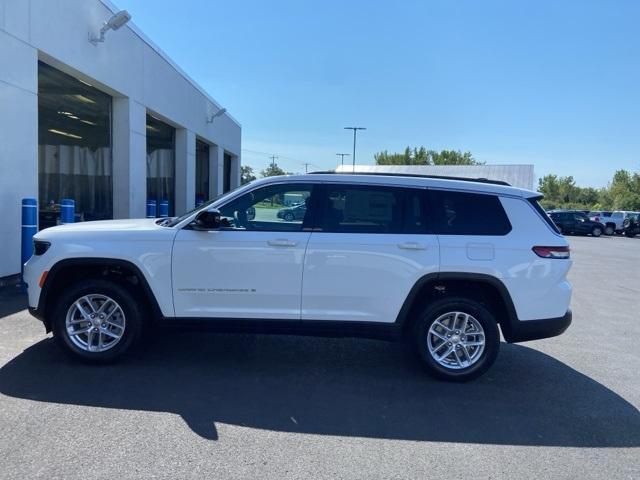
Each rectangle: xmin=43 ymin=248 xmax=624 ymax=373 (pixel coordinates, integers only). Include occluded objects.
xmin=591 ymin=226 xmax=602 ymax=237
xmin=52 ymin=279 xmax=143 ymax=363
xmin=413 ymin=297 xmax=500 ymax=382
xmin=604 ymin=225 xmax=615 ymax=236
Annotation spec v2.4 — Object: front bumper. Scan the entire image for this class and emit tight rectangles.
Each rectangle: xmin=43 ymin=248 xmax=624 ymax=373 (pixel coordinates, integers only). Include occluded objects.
xmin=502 ymin=309 xmax=572 ymax=343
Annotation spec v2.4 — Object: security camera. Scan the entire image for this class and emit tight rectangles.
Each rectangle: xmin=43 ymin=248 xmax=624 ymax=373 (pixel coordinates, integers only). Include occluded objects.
xmin=89 ymin=10 xmax=131 ymax=45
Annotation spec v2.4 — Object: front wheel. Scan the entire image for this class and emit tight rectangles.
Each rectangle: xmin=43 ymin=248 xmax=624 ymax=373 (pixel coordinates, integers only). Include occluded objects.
xmin=604 ymin=225 xmax=615 ymax=236
xmin=413 ymin=297 xmax=500 ymax=382
xmin=52 ymin=279 xmax=143 ymax=363
xmin=284 ymin=212 xmax=294 ymax=222
xmin=591 ymin=226 xmax=602 ymax=237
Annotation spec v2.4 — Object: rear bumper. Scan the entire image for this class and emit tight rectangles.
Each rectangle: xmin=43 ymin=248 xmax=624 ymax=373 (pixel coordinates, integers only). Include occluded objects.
xmin=502 ymin=309 xmax=572 ymax=343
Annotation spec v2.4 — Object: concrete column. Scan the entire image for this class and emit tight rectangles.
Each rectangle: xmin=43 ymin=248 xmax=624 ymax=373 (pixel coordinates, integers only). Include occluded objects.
xmin=230 ymin=153 xmax=241 ymax=189
xmin=0 ymin=31 xmax=38 ymax=277
xmin=175 ymin=129 xmax=196 ymax=215
xmin=112 ymin=98 xmax=147 ymax=219
xmin=210 ymin=143 xmax=225 ymax=196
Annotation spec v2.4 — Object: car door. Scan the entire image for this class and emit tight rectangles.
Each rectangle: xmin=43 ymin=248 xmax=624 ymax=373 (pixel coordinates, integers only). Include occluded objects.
xmin=172 ymin=182 xmax=317 ymax=319
xmin=301 ymin=183 xmax=439 ymax=323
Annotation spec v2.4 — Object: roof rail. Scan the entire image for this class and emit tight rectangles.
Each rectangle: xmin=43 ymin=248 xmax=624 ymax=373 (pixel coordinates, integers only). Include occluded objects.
xmin=307 ymin=170 xmax=511 ymax=187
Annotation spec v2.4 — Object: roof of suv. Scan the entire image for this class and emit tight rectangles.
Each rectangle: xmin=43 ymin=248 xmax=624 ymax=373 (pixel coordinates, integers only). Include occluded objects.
xmin=258 ymin=173 xmax=537 ymax=198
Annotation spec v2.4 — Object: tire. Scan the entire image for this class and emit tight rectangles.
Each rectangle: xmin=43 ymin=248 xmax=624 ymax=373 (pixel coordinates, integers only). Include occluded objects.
xmin=604 ymin=225 xmax=615 ymax=236
xmin=51 ymin=279 xmax=143 ymax=363
xmin=413 ymin=297 xmax=500 ymax=382
xmin=284 ymin=212 xmax=294 ymax=222
xmin=591 ymin=226 xmax=602 ymax=237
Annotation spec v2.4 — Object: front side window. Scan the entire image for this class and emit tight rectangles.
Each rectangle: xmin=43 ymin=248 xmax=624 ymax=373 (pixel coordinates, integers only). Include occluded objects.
xmin=429 ymin=190 xmax=512 ymax=235
xmin=218 ymin=183 xmax=313 ymax=231
xmin=318 ymin=185 xmax=425 ymax=234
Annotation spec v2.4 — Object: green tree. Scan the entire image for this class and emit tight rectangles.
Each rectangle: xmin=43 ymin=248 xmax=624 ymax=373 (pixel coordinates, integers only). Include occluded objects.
xmin=240 ymin=165 xmax=257 ymax=185
xmin=260 ymin=163 xmax=289 ymax=177
xmin=374 ymin=147 xmax=482 ymax=166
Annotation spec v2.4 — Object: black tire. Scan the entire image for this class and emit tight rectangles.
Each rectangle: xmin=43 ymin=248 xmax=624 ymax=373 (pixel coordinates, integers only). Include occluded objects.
xmin=591 ymin=226 xmax=602 ymax=237
xmin=284 ymin=212 xmax=294 ymax=222
xmin=604 ymin=225 xmax=615 ymax=236
xmin=51 ymin=279 xmax=143 ymax=363
xmin=413 ymin=297 xmax=500 ymax=382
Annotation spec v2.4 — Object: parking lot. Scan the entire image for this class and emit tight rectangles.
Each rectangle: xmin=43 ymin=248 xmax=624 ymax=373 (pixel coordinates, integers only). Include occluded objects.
xmin=0 ymin=235 xmax=638 ymax=479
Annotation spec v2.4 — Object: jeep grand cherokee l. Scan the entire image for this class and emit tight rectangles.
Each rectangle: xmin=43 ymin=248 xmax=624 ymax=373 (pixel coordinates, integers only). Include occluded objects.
xmin=24 ymin=173 xmax=572 ymax=381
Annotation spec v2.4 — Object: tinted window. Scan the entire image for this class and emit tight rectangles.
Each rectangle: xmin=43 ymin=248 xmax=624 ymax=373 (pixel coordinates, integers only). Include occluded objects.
xmin=219 ymin=183 xmax=313 ymax=232
xmin=319 ymin=185 xmax=426 ymax=234
xmin=429 ymin=190 xmax=511 ymax=235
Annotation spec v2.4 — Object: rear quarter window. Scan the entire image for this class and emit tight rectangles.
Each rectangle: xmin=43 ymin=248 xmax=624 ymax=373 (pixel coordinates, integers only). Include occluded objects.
xmin=529 ymin=197 xmax=561 ymax=234
xmin=428 ymin=190 xmax=512 ymax=235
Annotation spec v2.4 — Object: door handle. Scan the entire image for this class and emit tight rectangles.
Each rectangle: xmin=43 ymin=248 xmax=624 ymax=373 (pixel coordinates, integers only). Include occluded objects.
xmin=268 ymin=239 xmax=298 ymax=247
xmin=398 ymin=242 xmax=427 ymax=250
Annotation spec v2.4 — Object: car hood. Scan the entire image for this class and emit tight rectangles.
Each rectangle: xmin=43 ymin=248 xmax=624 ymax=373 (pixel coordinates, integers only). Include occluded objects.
xmin=35 ymin=218 xmax=165 ymax=237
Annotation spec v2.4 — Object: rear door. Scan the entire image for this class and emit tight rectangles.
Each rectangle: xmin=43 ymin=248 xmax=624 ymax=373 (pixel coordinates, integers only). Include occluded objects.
xmin=301 ymin=183 xmax=439 ymax=323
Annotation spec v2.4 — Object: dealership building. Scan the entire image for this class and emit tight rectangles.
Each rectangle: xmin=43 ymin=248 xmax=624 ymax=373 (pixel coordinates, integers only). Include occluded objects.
xmin=0 ymin=0 xmax=242 ymax=280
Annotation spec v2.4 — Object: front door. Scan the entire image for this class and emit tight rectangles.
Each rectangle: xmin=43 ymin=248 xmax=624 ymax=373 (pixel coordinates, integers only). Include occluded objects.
xmin=301 ymin=184 xmax=439 ymax=323
xmin=172 ymin=182 xmax=316 ymax=319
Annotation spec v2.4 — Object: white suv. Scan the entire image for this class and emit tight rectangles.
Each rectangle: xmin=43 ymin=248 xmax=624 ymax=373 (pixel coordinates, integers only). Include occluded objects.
xmin=24 ymin=173 xmax=573 ymax=381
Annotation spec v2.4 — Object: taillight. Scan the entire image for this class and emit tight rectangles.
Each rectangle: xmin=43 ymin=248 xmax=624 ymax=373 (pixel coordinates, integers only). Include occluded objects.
xmin=532 ymin=246 xmax=570 ymax=259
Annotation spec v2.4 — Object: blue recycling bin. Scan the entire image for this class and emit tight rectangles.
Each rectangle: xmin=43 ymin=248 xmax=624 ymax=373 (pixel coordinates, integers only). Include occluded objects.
xmin=60 ymin=199 xmax=75 ymax=224
xmin=159 ymin=200 xmax=169 ymax=218
xmin=146 ymin=200 xmax=157 ymax=218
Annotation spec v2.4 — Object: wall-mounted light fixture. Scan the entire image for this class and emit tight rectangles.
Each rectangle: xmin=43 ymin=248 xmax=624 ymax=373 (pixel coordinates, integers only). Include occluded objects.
xmin=89 ymin=10 xmax=131 ymax=45
xmin=206 ymin=107 xmax=227 ymax=123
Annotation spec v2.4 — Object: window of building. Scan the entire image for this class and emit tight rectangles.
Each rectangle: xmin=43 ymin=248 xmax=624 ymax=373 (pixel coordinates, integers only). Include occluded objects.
xmin=428 ymin=190 xmax=512 ymax=235
xmin=37 ymin=61 xmax=112 ymax=228
xmin=195 ymin=140 xmax=210 ymax=204
xmin=146 ymin=114 xmax=175 ymax=216
xmin=223 ymin=153 xmax=232 ymax=193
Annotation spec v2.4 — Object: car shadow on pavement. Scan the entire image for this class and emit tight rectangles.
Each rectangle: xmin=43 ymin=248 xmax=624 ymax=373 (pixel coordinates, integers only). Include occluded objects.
xmin=1 ymin=332 xmax=638 ymax=447
xmin=0 ymin=288 xmax=28 ymax=318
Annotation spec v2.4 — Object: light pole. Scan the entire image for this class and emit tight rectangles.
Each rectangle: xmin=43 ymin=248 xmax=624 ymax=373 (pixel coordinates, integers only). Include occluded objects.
xmin=344 ymin=127 xmax=366 ymax=171
xmin=336 ymin=153 xmax=350 ymax=167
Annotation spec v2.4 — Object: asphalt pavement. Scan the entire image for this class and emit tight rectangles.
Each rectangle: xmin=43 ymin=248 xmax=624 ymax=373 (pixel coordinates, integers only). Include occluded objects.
xmin=0 ymin=235 xmax=638 ymax=479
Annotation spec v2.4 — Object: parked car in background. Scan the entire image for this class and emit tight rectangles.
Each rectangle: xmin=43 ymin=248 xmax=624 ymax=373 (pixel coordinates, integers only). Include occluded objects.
xmin=608 ymin=211 xmax=638 ymax=234
xmin=623 ymin=213 xmax=640 ymax=237
xmin=277 ymin=202 xmax=307 ymax=221
xmin=587 ymin=211 xmax=615 ymax=235
xmin=548 ymin=210 xmax=604 ymax=237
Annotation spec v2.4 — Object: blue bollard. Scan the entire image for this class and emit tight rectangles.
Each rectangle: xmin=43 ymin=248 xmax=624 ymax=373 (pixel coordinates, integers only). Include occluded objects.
xmin=60 ymin=199 xmax=75 ymax=224
xmin=159 ymin=199 xmax=169 ymax=218
xmin=21 ymin=198 xmax=38 ymax=286
xmin=146 ymin=200 xmax=157 ymax=218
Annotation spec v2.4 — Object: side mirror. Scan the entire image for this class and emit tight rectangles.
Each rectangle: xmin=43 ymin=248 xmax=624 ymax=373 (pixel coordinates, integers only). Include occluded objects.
xmin=192 ymin=209 xmax=221 ymax=230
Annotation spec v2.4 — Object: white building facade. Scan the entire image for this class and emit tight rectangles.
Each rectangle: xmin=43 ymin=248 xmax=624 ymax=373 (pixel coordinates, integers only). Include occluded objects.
xmin=0 ymin=0 xmax=241 ymax=279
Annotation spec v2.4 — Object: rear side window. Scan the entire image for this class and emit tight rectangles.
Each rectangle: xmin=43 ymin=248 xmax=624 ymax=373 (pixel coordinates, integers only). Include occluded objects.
xmin=529 ymin=197 xmax=561 ymax=234
xmin=318 ymin=185 xmax=426 ymax=234
xmin=428 ymin=190 xmax=511 ymax=235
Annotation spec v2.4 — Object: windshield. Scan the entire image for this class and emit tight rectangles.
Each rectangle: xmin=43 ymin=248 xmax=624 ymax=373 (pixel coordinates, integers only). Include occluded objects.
xmin=163 ymin=184 xmax=248 ymax=227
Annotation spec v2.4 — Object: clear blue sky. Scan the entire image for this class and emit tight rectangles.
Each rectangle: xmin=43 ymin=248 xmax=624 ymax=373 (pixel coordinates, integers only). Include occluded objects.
xmin=116 ymin=0 xmax=639 ymax=187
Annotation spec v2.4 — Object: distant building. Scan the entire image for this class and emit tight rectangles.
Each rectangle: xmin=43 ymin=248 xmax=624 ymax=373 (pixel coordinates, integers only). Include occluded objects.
xmin=335 ymin=164 xmax=535 ymax=190
xmin=0 ymin=0 xmax=241 ymax=279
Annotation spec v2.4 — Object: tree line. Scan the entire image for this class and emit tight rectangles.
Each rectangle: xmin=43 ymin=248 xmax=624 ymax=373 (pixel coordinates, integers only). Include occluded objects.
xmin=538 ymin=170 xmax=640 ymax=211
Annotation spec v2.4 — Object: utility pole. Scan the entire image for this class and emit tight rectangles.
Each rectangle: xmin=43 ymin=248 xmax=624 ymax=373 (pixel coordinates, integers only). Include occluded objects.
xmin=303 ymin=163 xmax=311 ymax=173
xmin=336 ymin=153 xmax=350 ymax=167
xmin=344 ymin=127 xmax=366 ymax=171
xmin=269 ymin=155 xmax=278 ymax=168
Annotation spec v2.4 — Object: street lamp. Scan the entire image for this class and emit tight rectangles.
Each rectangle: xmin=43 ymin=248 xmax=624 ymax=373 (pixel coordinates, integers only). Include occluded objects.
xmin=336 ymin=153 xmax=350 ymax=167
xmin=344 ymin=127 xmax=366 ymax=172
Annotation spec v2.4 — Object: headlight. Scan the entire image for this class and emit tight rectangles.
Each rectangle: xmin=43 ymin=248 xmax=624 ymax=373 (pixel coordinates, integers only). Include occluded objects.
xmin=33 ymin=240 xmax=51 ymax=256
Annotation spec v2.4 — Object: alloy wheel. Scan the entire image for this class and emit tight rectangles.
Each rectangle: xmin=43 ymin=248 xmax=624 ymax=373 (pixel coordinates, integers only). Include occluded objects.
xmin=65 ymin=294 xmax=126 ymax=352
xmin=427 ymin=311 xmax=485 ymax=370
